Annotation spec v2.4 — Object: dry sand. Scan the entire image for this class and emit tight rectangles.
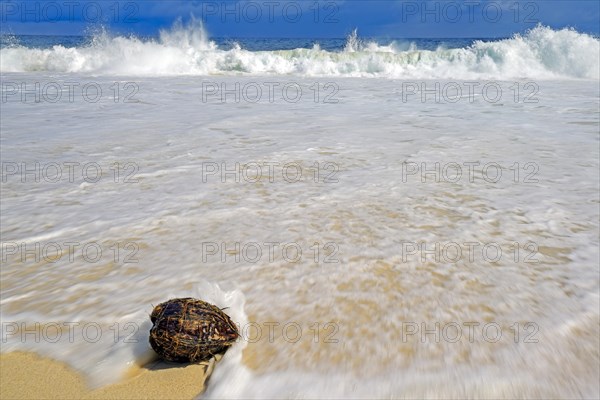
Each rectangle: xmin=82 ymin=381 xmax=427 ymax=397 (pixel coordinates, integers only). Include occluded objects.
xmin=0 ymin=351 xmax=212 ymax=399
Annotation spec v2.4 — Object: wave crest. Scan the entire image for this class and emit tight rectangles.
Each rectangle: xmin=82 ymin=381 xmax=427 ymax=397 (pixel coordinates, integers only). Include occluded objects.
xmin=1 ymin=23 xmax=598 ymax=79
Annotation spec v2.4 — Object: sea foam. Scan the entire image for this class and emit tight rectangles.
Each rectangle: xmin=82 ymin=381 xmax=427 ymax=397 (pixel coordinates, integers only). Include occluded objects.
xmin=1 ymin=23 xmax=598 ymax=79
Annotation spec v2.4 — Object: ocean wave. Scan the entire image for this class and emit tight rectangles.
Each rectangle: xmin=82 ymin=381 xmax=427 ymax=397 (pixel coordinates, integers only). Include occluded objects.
xmin=1 ymin=21 xmax=598 ymax=79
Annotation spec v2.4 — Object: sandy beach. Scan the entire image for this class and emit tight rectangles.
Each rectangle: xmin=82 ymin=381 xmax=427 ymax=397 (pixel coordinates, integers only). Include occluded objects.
xmin=0 ymin=352 xmax=210 ymax=400
xmin=1 ymin=16 xmax=599 ymax=398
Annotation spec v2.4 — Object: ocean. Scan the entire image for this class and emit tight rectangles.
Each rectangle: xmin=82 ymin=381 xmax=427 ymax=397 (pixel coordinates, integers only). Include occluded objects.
xmin=1 ymin=22 xmax=599 ymax=398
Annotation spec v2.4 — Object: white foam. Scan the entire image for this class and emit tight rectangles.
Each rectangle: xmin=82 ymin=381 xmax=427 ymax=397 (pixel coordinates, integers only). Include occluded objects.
xmin=0 ymin=281 xmax=247 ymax=387
xmin=1 ymin=71 xmax=598 ymax=397
xmin=1 ymin=24 xmax=598 ymax=79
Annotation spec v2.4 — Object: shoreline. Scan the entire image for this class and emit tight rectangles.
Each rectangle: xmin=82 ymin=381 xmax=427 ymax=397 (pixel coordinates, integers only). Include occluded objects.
xmin=0 ymin=351 xmax=211 ymax=400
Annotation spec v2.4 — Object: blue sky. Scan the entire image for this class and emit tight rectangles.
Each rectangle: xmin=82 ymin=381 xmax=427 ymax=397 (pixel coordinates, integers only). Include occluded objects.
xmin=1 ymin=0 xmax=599 ymax=38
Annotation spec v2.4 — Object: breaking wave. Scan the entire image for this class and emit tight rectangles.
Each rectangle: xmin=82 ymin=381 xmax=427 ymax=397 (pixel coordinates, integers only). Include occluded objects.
xmin=1 ymin=21 xmax=598 ymax=79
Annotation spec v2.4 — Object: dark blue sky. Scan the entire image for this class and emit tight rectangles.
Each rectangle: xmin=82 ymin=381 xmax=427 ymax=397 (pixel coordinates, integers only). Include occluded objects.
xmin=1 ymin=0 xmax=599 ymax=38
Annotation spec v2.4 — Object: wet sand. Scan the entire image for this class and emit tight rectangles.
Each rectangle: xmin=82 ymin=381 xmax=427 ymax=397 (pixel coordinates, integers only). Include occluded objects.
xmin=0 ymin=352 xmax=211 ymax=400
